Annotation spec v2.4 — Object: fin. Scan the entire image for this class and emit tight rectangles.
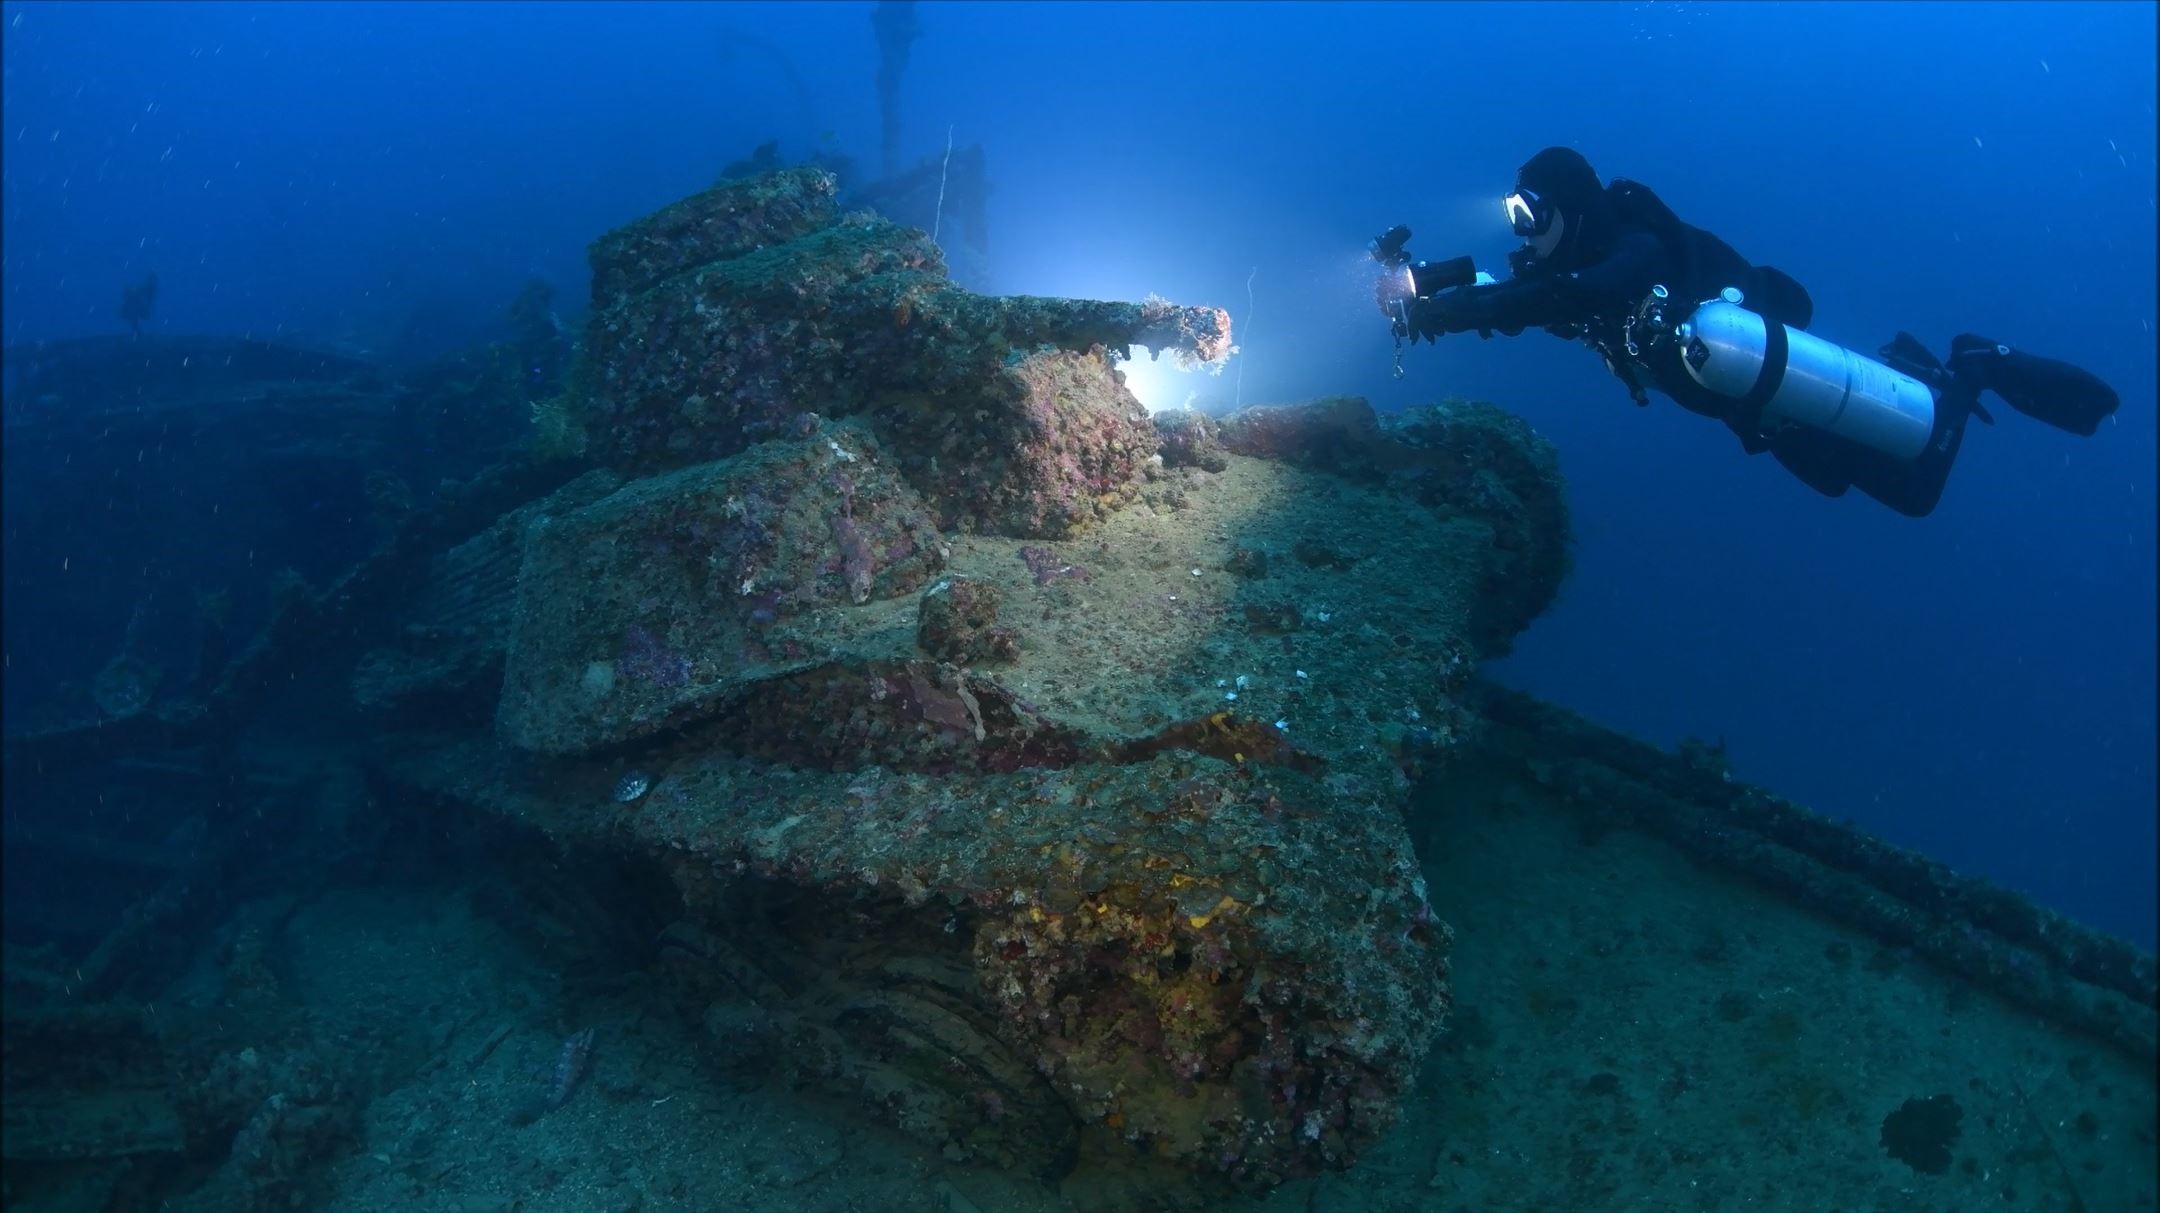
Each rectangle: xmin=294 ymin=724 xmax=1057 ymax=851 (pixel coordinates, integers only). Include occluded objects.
xmin=1948 ymin=333 xmax=2118 ymax=436
xmin=1880 ymin=331 xmax=1943 ymax=376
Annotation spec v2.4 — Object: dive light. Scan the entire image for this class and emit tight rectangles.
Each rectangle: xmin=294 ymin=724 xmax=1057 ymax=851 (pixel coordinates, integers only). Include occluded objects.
xmin=1368 ymin=224 xmax=1480 ymax=300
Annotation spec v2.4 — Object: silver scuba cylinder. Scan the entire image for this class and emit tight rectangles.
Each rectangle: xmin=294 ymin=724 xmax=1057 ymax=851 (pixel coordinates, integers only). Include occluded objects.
xmin=1677 ymin=297 xmax=1937 ymax=462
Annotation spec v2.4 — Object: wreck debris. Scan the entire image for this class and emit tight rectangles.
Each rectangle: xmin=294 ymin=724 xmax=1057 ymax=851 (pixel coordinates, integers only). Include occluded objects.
xmin=353 ymin=469 xmax=623 ymax=722
xmin=6 ymin=455 xmax=584 ymax=773
xmin=1472 ymin=680 xmax=2158 ymax=1065
xmin=854 ymin=140 xmax=991 ymax=258
xmin=4 ymin=914 xmax=361 ymax=1213
xmin=871 ymin=1 xmax=920 ymax=179
xmin=91 ymin=654 xmax=160 ymax=721
xmin=2 ymin=333 xmax=381 ymax=416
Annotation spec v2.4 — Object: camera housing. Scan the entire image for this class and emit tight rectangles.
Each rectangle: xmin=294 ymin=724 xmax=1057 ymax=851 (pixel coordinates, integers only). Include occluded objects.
xmin=1370 ymin=225 xmax=1478 ymax=300
xmin=1369 ymin=224 xmax=1414 ymax=268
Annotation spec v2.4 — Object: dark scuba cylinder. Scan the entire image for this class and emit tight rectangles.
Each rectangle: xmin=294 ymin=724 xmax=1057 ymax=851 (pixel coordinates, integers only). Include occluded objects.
xmin=1677 ymin=299 xmax=1937 ymax=461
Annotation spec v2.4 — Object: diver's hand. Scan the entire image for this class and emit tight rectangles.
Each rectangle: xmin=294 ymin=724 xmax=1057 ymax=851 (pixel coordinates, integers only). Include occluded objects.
xmin=1374 ymin=271 xmax=1413 ymax=318
xmin=1407 ymin=289 xmax=1487 ymax=341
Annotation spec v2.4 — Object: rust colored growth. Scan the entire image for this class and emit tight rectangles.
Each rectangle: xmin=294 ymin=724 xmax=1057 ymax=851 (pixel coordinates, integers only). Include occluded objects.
xmin=1179 ymin=306 xmax=1235 ymax=365
xmin=987 ymin=296 xmax=1233 ymax=371
xmin=1115 ymin=711 xmax=1325 ymax=775
xmin=969 ymin=843 xmax=1436 ymax=1191
xmin=900 ymin=666 xmax=987 ymax=741
xmin=1131 ymin=293 xmax=1236 ymax=367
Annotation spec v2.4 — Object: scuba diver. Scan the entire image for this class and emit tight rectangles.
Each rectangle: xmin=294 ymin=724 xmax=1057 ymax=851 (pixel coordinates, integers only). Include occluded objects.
xmin=1373 ymin=147 xmax=2122 ymax=516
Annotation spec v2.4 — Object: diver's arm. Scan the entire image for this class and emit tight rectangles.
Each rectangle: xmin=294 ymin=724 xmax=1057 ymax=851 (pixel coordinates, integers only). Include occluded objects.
xmin=1410 ymin=230 xmax=1665 ymax=337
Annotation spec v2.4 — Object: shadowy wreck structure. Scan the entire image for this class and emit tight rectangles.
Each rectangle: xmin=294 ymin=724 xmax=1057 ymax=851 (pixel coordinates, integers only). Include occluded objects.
xmin=3 ymin=166 xmax=2151 ymax=1213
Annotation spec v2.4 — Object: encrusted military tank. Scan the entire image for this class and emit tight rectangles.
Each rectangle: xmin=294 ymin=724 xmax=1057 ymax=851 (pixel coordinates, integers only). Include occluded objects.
xmin=367 ymin=165 xmax=1571 ymax=1196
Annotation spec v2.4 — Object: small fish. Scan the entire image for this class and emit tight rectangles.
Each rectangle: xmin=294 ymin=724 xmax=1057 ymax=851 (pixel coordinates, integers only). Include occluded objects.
xmin=547 ymin=1028 xmax=596 ymax=1110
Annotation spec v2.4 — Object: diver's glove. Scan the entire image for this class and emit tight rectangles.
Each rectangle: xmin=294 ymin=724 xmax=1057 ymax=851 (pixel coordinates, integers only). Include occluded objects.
xmin=1507 ymin=245 xmax=1548 ymax=278
xmin=1407 ymin=289 xmax=1492 ymax=341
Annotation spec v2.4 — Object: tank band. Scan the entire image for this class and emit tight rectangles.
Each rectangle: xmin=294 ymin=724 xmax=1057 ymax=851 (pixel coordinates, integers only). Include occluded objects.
xmin=1742 ymin=317 xmax=1788 ymax=409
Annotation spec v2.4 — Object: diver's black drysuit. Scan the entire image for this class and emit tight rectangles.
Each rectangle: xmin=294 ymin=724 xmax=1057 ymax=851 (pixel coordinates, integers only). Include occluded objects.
xmin=1403 ymin=148 xmax=2121 ymax=517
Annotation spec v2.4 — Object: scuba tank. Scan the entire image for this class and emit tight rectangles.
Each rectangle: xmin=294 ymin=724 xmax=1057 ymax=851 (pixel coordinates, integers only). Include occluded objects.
xmin=1676 ymin=295 xmax=1938 ymax=462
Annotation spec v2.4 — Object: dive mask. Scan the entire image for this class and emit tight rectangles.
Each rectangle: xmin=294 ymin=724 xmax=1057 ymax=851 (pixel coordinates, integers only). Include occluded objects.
xmin=1504 ymin=189 xmax=1553 ymax=239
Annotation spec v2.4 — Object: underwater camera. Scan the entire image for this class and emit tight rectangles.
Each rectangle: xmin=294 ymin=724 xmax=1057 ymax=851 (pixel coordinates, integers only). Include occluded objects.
xmin=1370 ymin=224 xmax=1489 ymax=376
xmin=1368 ymin=224 xmax=1481 ymax=303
